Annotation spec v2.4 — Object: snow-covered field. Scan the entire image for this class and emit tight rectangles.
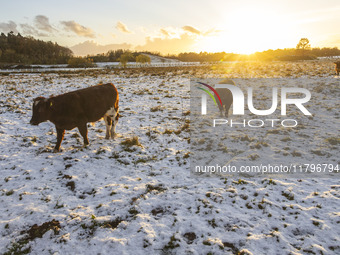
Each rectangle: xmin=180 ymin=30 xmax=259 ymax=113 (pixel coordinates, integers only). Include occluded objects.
xmin=0 ymin=62 xmax=340 ymax=254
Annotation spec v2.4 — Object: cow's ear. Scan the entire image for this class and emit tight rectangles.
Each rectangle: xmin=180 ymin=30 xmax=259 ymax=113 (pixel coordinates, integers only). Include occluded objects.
xmin=34 ymin=96 xmax=46 ymax=103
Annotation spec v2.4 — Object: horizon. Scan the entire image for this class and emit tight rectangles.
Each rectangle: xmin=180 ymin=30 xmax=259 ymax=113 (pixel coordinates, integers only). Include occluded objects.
xmin=1 ymin=0 xmax=340 ymax=56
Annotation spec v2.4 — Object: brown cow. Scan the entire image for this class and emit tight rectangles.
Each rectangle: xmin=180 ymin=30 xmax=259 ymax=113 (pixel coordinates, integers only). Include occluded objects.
xmin=214 ymin=79 xmax=234 ymax=118
xmin=30 ymin=83 xmax=119 ymax=152
xmin=335 ymin=61 xmax=340 ymax=75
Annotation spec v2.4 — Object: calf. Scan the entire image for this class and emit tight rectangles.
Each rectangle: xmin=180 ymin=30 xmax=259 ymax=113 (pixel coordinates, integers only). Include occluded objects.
xmin=335 ymin=61 xmax=340 ymax=75
xmin=30 ymin=83 xmax=119 ymax=152
xmin=214 ymin=79 xmax=234 ymax=118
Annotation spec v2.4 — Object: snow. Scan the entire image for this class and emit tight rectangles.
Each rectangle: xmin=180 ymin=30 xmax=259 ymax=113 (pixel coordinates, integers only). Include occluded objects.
xmin=0 ymin=62 xmax=340 ymax=254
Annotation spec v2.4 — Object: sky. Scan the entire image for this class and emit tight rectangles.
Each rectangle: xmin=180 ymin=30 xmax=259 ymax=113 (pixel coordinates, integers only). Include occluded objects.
xmin=0 ymin=0 xmax=340 ymax=55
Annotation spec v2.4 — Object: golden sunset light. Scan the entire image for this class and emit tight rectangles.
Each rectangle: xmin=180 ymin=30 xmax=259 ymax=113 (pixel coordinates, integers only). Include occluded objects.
xmin=1 ymin=0 xmax=339 ymax=55
xmin=198 ymin=7 xmax=295 ymax=54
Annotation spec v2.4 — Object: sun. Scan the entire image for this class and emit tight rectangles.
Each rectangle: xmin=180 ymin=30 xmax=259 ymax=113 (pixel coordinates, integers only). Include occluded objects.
xmin=200 ymin=7 xmax=295 ymax=54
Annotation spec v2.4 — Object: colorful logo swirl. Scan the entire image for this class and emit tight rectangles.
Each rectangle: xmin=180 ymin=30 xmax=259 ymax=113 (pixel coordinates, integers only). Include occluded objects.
xmin=196 ymin=82 xmax=222 ymax=107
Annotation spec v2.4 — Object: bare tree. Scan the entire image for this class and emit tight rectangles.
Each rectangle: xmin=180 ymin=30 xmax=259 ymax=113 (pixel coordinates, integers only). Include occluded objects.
xmin=296 ymin=38 xmax=311 ymax=56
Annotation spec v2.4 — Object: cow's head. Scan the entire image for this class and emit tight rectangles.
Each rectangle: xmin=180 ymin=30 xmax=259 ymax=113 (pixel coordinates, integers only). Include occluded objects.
xmin=30 ymin=97 xmax=51 ymax=125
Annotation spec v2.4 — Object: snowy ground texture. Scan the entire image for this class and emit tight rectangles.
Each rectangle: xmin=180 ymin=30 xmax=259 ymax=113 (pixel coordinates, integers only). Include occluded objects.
xmin=0 ymin=62 xmax=340 ymax=255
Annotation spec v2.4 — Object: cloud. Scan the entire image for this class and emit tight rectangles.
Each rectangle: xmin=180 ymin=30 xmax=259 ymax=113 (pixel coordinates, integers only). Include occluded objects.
xmin=34 ymin=15 xmax=56 ymax=33
xmin=20 ymin=23 xmax=48 ymax=37
xmin=182 ymin=25 xmax=201 ymax=35
xmin=135 ymin=25 xmax=221 ymax=54
xmin=160 ymin=28 xmax=170 ymax=37
xmin=116 ymin=21 xmax=133 ymax=34
xmin=0 ymin=16 xmax=56 ymax=37
xmin=60 ymin=20 xmax=95 ymax=38
xmin=182 ymin=25 xmax=222 ymax=37
xmin=203 ymin=28 xmax=222 ymax=36
xmin=70 ymin=40 xmax=132 ymax=56
xmin=135 ymin=33 xmax=197 ymax=54
xmin=0 ymin=21 xmax=18 ymax=33
xmin=157 ymin=26 xmax=183 ymax=38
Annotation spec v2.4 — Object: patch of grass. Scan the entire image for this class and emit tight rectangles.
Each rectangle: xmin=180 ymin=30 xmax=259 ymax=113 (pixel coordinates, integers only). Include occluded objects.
xmin=249 ymin=153 xmax=260 ymax=161
xmin=203 ymin=240 xmax=212 ymax=246
xmin=267 ymin=179 xmax=276 ymax=185
xmin=121 ymin=136 xmax=142 ymax=147
xmin=246 ymin=203 xmax=253 ymax=209
xmin=101 ymin=217 xmax=123 ymax=229
xmin=145 ymin=184 xmax=167 ymax=193
xmin=312 ymin=220 xmax=321 ymax=227
xmin=163 ymin=129 xmax=173 ymax=135
xmin=325 ymin=137 xmax=340 ymax=146
xmin=128 ymin=207 xmax=139 ymax=216
xmin=5 ymin=190 xmax=14 ymax=196
xmin=233 ymin=179 xmax=247 ymax=185
xmin=4 ymin=220 xmax=60 ymax=255
xmin=150 ymin=105 xmax=162 ymax=112
xmin=282 ymin=191 xmax=295 ymax=201
xmin=164 ymin=234 xmax=180 ymax=250
xmin=66 ymin=181 xmax=75 ymax=191
xmin=163 ymin=121 xmax=190 ymax=136
xmin=291 ymin=150 xmax=302 ymax=157
xmin=240 ymin=135 xmax=254 ymax=142
xmin=54 ymin=197 xmax=64 ymax=209
xmin=280 ymin=137 xmax=291 ymax=142
xmin=183 ymin=110 xmax=190 ymax=116
xmin=267 ymin=129 xmax=280 ymax=134
xmin=109 ymin=152 xmax=120 ymax=159
xmin=96 ymin=147 xmax=107 ymax=155
xmin=310 ymin=149 xmax=326 ymax=156
xmin=250 ymin=141 xmax=269 ymax=149
xmin=183 ymin=232 xmax=196 ymax=244
xmin=134 ymin=156 xmax=157 ymax=164
xmin=208 ymin=218 xmax=218 ymax=228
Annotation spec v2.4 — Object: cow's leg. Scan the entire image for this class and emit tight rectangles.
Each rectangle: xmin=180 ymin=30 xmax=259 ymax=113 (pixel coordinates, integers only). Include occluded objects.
xmin=224 ymin=105 xmax=229 ymax=118
xmin=104 ymin=115 xmax=112 ymax=139
xmin=219 ymin=105 xmax=224 ymax=117
xmin=78 ymin=124 xmax=89 ymax=146
xmin=55 ymin=128 xmax=65 ymax=152
xmin=111 ymin=113 xmax=119 ymax=138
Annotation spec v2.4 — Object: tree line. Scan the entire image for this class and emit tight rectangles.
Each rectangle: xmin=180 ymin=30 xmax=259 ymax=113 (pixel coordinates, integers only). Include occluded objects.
xmin=175 ymin=47 xmax=340 ymax=62
xmin=0 ymin=32 xmax=72 ymax=65
xmin=176 ymin=39 xmax=340 ymax=62
xmin=1 ymin=34 xmax=340 ymax=65
xmin=67 ymin=51 xmax=151 ymax=68
xmin=88 ymin=49 xmax=152 ymax=63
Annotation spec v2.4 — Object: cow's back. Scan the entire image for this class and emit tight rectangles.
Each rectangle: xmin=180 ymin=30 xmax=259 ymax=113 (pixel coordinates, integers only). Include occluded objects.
xmin=50 ymin=83 xmax=118 ymax=127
